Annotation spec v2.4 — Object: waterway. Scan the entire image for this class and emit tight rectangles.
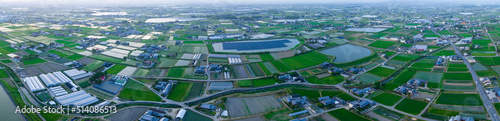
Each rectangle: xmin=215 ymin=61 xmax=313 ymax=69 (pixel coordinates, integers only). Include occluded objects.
xmin=0 ymin=83 xmax=24 ymax=121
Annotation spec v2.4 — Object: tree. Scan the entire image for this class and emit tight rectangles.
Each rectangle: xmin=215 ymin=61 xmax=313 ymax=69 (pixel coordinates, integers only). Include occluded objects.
xmin=373 ymin=82 xmax=382 ymax=89
xmin=222 ymin=97 xmax=227 ymax=103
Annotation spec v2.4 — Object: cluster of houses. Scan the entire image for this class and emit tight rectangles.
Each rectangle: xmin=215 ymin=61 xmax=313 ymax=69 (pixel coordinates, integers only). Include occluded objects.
xmin=138 ymin=109 xmax=169 ymax=121
xmin=448 ymin=115 xmax=474 ymax=121
xmin=195 ymin=64 xmax=225 ymax=75
xmin=63 ymin=61 xmax=85 ymax=69
xmin=435 ymin=56 xmax=446 ymax=66
xmin=75 ymin=37 xmax=100 ymax=49
xmin=350 ymin=87 xmax=373 ymax=96
xmin=348 ymin=100 xmax=376 ymax=109
xmin=278 ymin=74 xmax=304 ymax=82
xmin=285 ymin=94 xmax=308 ymax=106
xmin=317 ymin=96 xmax=346 ymax=107
xmin=321 ymin=63 xmax=365 ymax=76
xmin=394 ymin=79 xmax=427 ymax=97
xmin=154 ymin=80 xmax=176 ymax=96
xmin=136 ymin=45 xmax=167 ymax=61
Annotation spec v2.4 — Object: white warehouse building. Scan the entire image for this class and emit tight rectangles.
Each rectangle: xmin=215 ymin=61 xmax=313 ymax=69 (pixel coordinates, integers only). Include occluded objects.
xmin=54 ymin=90 xmax=98 ymax=107
xmin=63 ymin=69 xmax=93 ymax=80
xmin=23 ymin=76 xmax=46 ymax=92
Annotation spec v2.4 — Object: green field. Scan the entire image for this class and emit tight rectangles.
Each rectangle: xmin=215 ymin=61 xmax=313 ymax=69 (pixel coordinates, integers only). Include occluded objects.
xmin=82 ymin=60 xmax=104 ymax=71
xmin=65 ymin=54 xmax=84 ymax=60
xmin=185 ymin=83 xmax=204 ymax=100
xmin=391 ymin=54 xmax=421 ymax=62
xmin=118 ymin=80 xmax=161 ymax=101
xmin=260 ymin=53 xmax=275 ymax=61
xmin=183 ymin=41 xmax=204 ymax=44
xmin=107 ymin=64 xmax=127 ymax=74
xmin=475 ymin=57 xmax=500 ymax=66
xmin=368 ymin=40 xmax=396 ymax=49
xmin=291 ymin=88 xmax=321 ymax=99
xmin=47 ymin=49 xmax=69 ymax=57
xmin=257 ymin=62 xmax=273 ymax=75
xmin=133 ymin=69 xmax=149 ymax=77
xmin=0 ymin=60 xmax=12 ymax=63
xmin=370 ymin=92 xmax=403 ymax=106
xmin=237 ymin=80 xmax=252 ymax=87
xmin=252 ymin=78 xmax=278 ymax=87
xmin=167 ymin=82 xmax=190 ymax=101
xmin=367 ymin=67 xmax=396 ymax=77
xmin=0 ymin=69 xmax=9 ymax=78
xmin=436 ymin=93 xmax=482 ymax=106
xmin=494 ymin=103 xmax=500 ymax=116
xmin=0 ymin=47 xmax=18 ymax=54
xmin=280 ymin=52 xmax=330 ymax=70
xmin=270 ymin=61 xmax=292 ymax=72
xmin=328 ymin=109 xmax=371 ymax=121
xmin=89 ymin=54 xmax=124 ymax=63
xmin=384 ymin=70 xmax=416 ymax=90
xmin=443 ymin=73 xmax=473 ymax=80
xmin=394 ymin=98 xmax=428 ymax=115
xmin=433 ymin=50 xmax=456 ymax=56
xmin=426 ymin=107 xmax=460 ymax=116
xmin=308 ymin=75 xmax=345 ymax=85
xmin=22 ymin=58 xmax=47 ymax=65
xmin=167 ymin=68 xmax=185 ymax=78
xmin=183 ymin=110 xmax=212 ymax=121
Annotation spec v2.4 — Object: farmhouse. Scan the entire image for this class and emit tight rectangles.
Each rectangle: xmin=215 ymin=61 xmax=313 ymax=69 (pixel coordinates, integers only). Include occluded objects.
xmin=139 ymin=109 xmax=167 ymax=121
xmin=200 ymin=103 xmax=217 ymax=110
xmin=285 ymin=94 xmax=308 ymax=105
xmin=349 ymin=100 xmax=375 ymax=109
xmin=350 ymin=87 xmax=373 ymax=96
xmin=318 ymin=96 xmax=335 ymax=105
xmin=413 ymin=45 xmax=427 ymax=52
xmin=449 ymin=115 xmax=473 ymax=121
xmin=278 ymin=74 xmax=304 ymax=82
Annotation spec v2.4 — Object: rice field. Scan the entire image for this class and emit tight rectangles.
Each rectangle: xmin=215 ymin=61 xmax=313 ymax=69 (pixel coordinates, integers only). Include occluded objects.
xmin=328 ymin=109 xmax=371 ymax=121
xmin=133 ymin=69 xmax=149 ymax=77
xmin=367 ymin=67 xmax=396 ymax=77
xmin=270 ymin=61 xmax=292 ymax=72
xmin=436 ymin=93 xmax=482 ymax=106
xmin=107 ymin=64 xmax=127 ymax=74
xmin=280 ymin=52 xmax=330 ymax=70
xmin=370 ymin=92 xmax=403 ymax=106
xmin=368 ymin=40 xmax=396 ymax=49
xmin=167 ymin=68 xmax=185 ymax=78
xmin=22 ymin=58 xmax=47 ymax=65
xmin=357 ymin=73 xmax=383 ymax=84
xmin=394 ymin=98 xmax=428 ymax=115
xmin=167 ymin=82 xmax=191 ymax=101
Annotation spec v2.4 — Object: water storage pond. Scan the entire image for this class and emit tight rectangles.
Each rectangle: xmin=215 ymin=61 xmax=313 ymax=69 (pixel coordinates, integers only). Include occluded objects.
xmin=319 ymin=44 xmax=373 ymax=63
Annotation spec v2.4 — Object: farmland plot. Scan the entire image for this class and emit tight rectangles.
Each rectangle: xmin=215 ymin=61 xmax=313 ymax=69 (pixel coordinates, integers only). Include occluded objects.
xmin=227 ymin=95 xmax=282 ymax=117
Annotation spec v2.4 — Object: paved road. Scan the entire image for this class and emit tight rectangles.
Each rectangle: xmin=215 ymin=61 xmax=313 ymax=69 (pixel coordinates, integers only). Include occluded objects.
xmin=434 ymin=30 xmax=500 ymax=121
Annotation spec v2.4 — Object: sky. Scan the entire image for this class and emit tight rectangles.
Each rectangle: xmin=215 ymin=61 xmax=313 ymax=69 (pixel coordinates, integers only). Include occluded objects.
xmin=0 ymin=0 xmax=498 ymax=6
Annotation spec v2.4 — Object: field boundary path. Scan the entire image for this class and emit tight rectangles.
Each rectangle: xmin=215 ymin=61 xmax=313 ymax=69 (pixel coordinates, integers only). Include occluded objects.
xmin=418 ymin=89 xmax=440 ymax=116
xmin=484 ymin=27 xmax=499 ymax=56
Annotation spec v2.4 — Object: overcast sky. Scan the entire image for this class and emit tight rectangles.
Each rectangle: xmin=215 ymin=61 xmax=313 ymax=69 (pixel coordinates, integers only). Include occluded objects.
xmin=0 ymin=0 xmax=499 ymax=6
